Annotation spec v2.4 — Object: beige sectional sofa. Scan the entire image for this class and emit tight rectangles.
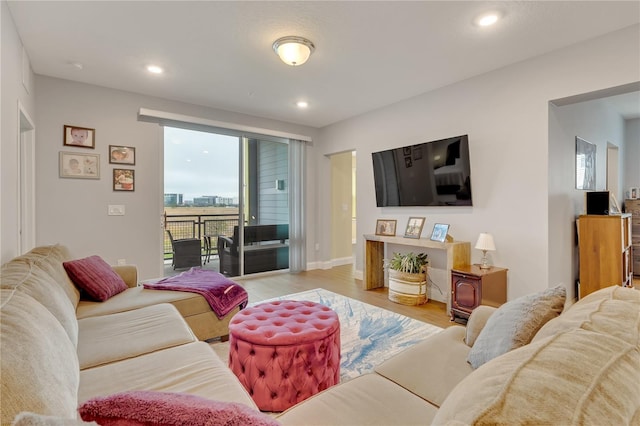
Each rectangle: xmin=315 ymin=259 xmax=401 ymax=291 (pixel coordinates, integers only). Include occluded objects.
xmin=0 ymin=244 xmax=251 ymax=424
xmin=276 ymin=284 xmax=640 ymax=425
xmin=2 ymin=243 xmax=639 ymax=425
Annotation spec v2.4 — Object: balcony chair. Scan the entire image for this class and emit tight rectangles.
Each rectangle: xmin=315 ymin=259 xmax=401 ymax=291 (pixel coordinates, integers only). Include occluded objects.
xmin=166 ymin=230 xmax=202 ymax=270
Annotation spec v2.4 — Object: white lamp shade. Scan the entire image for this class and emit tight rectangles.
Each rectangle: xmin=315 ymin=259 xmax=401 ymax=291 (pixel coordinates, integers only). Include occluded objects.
xmin=475 ymin=233 xmax=496 ymax=251
xmin=273 ymin=36 xmax=315 ymax=66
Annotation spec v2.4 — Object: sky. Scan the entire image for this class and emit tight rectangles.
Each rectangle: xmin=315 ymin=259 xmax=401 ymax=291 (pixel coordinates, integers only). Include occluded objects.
xmin=164 ymin=127 xmax=239 ymax=201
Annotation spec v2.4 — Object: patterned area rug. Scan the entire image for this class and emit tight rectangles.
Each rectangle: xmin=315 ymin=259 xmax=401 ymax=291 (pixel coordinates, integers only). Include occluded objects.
xmin=209 ymin=288 xmax=442 ymax=382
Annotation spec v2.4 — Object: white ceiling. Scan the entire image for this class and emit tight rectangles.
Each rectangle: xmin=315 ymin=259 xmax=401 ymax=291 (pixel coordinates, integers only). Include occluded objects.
xmin=7 ymin=1 xmax=640 ymax=128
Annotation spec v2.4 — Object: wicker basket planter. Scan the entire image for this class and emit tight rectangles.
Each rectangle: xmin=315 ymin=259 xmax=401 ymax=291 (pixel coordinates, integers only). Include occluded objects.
xmin=388 ymin=269 xmax=428 ymax=306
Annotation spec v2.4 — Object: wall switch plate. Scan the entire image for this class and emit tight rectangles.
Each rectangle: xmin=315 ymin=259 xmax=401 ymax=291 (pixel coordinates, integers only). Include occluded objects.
xmin=117 ymin=259 xmax=126 ymax=266
xmin=108 ymin=205 xmax=125 ymax=216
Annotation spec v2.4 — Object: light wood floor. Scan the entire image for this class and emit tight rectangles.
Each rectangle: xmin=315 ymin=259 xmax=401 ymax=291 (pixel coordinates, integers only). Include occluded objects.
xmin=233 ymin=264 xmax=454 ymax=329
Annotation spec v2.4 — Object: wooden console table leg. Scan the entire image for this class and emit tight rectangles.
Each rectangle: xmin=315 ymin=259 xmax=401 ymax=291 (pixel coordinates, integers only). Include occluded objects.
xmin=364 ymin=240 xmax=385 ymax=290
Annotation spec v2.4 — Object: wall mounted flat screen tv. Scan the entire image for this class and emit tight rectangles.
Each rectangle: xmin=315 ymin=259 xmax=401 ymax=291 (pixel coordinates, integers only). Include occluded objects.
xmin=372 ymin=135 xmax=472 ymax=207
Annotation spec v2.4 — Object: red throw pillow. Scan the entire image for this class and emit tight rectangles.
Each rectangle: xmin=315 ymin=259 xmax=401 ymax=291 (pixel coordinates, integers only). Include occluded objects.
xmin=63 ymin=255 xmax=128 ymax=301
xmin=79 ymin=391 xmax=281 ymax=426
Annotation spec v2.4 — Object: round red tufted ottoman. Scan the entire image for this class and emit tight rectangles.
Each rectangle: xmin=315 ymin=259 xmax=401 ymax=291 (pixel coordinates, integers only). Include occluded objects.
xmin=228 ymin=300 xmax=340 ymax=412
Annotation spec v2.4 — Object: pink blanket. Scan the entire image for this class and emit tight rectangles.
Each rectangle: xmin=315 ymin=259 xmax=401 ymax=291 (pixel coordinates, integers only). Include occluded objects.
xmin=143 ymin=269 xmax=248 ymax=319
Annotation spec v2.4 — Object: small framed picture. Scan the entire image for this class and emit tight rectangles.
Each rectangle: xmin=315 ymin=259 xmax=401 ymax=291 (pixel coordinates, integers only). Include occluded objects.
xmin=629 ymin=187 xmax=639 ymax=200
xmin=404 ymin=217 xmax=425 ymax=239
xmin=109 ymin=145 xmax=136 ymax=165
xmin=375 ymin=219 xmax=397 ymax=236
xmin=430 ymin=223 xmax=450 ymax=243
xmin=610 ymin=193 xmax=621 ymax=214
xmin=63 ymin=125 xmax=95 ymax=149
xmin=113 ymin=168 xmax=135 ymax=191
xmin=59 ymin=152 xmax=100 ymax=179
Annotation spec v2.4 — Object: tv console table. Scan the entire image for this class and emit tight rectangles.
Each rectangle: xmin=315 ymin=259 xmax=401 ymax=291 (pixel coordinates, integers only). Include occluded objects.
xmin=363 ymin=234 xmax=470 ymax=314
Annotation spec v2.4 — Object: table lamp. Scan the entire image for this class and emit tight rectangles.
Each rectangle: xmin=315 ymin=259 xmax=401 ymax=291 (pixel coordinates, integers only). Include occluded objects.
xmin=475 ymin=233 xmax=496 ymax=269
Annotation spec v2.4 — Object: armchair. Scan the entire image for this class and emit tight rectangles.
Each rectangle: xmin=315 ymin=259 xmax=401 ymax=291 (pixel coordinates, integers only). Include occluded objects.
xmin=167 ymin=230 xmax=202 ymax=270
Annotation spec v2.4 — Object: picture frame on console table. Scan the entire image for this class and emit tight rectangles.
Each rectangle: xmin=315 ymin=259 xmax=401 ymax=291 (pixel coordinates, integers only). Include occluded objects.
xmin=430 ymin=223 xmax=450 ymax=242
xmin=375 ymin=219 xmax=397 ymax=237
xmin=404 ymin=217 xmax=425 ymax=239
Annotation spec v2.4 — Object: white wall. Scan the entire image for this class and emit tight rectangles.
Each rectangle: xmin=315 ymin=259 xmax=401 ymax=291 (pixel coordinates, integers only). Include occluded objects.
xmin=548 ymin=98 xmax=627 ymax=302
xmin=34 ymin=76 xmax=318 ymax=280
xmin=1 ymin=0 xmax=36 ymax=263
xmin=315 ymin=24 xmax=640 ymax=302
xmin=624 ymin=118 xmax=640 ymax=193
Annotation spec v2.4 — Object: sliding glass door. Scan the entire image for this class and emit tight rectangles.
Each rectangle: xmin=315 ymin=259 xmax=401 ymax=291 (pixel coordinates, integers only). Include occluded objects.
xmin=240 ymin=137 xmax=289 ymax=275
xmin=163 ymin=127 xmax=290 ymax=277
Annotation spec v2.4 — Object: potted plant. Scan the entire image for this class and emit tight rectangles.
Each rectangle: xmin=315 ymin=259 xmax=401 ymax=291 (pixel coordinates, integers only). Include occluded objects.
xmin=387 ymin=252 xmax=429 ymax=306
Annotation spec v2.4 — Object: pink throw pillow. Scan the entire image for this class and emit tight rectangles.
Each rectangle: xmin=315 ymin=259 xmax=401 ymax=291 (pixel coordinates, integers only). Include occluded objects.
xmin=63 ymin=255 xmax=127 ymax=302
xmin=79 ymin=391 xmax=281 ymax=426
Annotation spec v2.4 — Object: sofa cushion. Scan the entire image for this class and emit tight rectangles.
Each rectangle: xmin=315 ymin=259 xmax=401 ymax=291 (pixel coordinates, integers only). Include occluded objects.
xmin=374 ymin=326 xmax=471 ymax=408
xmin=0 ymin=290 xmax=80 ymax=424
xmin=533 ymin=285 xmax=640 ymax=346
xmin=77 ymin=303 xmax=197 ymax=369
xmin=11 ymin=412 xmax=94 ymax=426
xmin=75 ymin=286 xmax=210 ymax=319
xmin=63 ymin=255 xmax=128 ymax=302
xmin=276 ymin=373 xmax=438 ymax=426
xmin=78 ymin=342 xmax=257 ymax=410
xmin=467 ymin=284 xmax=566 ymax=369
xmin=21 ymin=245 xmax=81 ymax=307
xmin=0 ymin=257 xmax=79 ymax=345
xmin=78 ymin=391 xmax=280 ymax=426
xmin=433 ymin=328 xmax=640 ymax=425
xmin=463 ymin=305 xmax=497 ymax=347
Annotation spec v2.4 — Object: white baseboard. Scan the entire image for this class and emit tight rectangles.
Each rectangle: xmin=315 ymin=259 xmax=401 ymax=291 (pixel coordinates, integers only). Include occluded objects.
xmin=354 ymin=269 xmax=363 ymax=280
xmin=331 ymin=256 xmax=354 ymax=267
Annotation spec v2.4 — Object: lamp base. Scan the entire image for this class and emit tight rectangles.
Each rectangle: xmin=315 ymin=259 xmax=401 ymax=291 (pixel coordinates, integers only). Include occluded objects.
xmin=479 ymin=252 xmax=491 ymax=269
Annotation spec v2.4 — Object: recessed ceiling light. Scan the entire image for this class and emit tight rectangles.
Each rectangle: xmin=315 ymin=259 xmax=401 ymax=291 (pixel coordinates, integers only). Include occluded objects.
xmin=70 ymin=61 xmax=83 ymax=70
xmin=296 ymin=101 xmax=309 ymax=108
xmin=475 ymin=12 xmax=502 ymax=27
xmin=146 ymin=65 xmax=164 ymax=74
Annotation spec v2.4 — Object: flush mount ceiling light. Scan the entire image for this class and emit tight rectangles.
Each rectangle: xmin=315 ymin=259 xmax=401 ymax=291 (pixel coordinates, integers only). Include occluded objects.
xmin=272 ymin=36 xmax=315 ymax=66
xmin=474 ymin=11 xmax=502 ymax=27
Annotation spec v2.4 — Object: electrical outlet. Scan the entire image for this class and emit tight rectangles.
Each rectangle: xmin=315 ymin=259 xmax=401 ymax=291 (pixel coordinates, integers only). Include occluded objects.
xmin=315 ymin=243 xmax=320 ymax=251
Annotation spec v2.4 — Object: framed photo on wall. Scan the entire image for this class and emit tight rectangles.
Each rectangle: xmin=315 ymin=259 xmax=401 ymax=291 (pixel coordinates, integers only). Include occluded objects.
xmin=63 ymin=125 xmax=95 ymax=149
xmin=404 ymin=217 xmax=425 ymax=239
xmin=113 ymin=168 xmax=135 ymax=191
xmin=59 ymin=152 xmax=100 ymax=179
xmin=430 ymin=223 xmax=450 ymax=243
xmin=375 ymin=219 xmax=397 ymax=236
xmin=109 ymin=145 xmax=136 ymax=165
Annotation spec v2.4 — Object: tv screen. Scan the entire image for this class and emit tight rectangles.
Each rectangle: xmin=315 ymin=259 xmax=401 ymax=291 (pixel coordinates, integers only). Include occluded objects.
xmin=372 ymin=135 xmax=472 ymax=207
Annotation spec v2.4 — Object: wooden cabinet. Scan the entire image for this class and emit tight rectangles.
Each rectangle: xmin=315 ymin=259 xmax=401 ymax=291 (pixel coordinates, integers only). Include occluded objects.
xmin=450 ymin=265 xmax=508 ymax=323
xmin=625 ymin=199 xmax=640 ymax=276
xmin=577 ymin=214 xmax=633 ymax=299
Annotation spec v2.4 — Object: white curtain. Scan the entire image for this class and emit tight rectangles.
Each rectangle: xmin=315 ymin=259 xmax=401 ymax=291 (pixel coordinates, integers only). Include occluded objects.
xmin=288 ymin=139 xmax=306 ymax=272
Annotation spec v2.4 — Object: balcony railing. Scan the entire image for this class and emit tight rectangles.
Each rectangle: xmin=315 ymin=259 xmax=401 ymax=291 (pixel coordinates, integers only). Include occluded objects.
xmin=164 ymin=214 xmax=239 ymax=260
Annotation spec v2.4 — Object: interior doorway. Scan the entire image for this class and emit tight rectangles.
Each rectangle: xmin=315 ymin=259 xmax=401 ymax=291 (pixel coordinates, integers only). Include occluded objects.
xmin=18 ymin=103 xmax=36 ymax=254
xmin=606 ymin=143 xmax=619 ymax=201
xmin=329 ymin=150 xmax=356 ymax=267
